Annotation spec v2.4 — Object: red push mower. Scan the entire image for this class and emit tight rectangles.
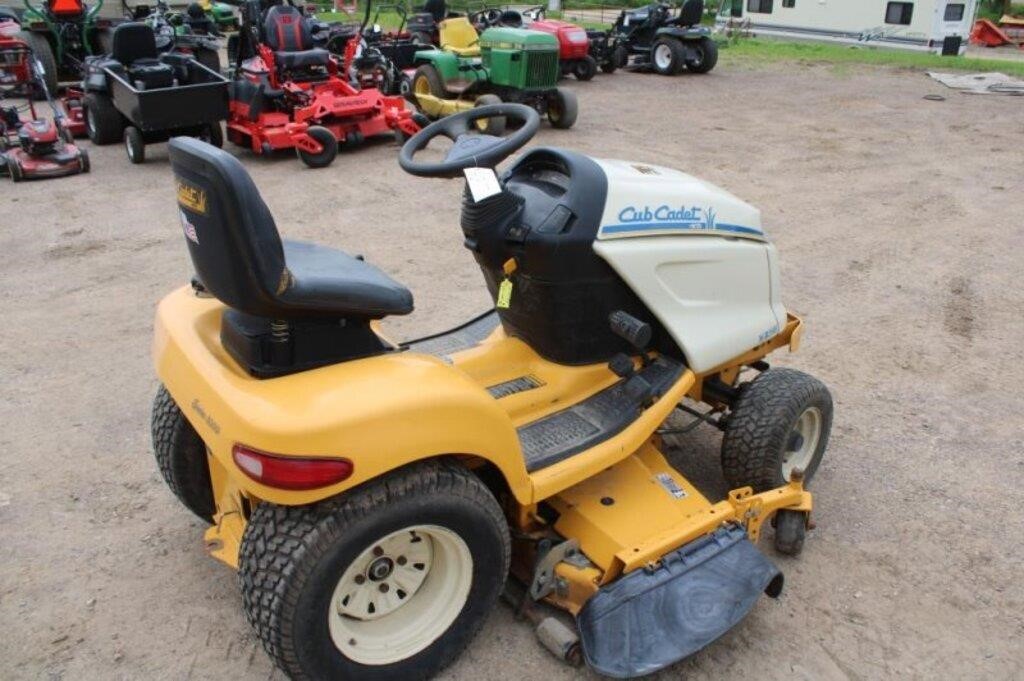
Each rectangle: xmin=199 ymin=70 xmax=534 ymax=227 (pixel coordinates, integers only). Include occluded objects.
xmin=227 ymin=0 xmax=419 ymax=168
xmin=0 ymin=19 xmax=88 ymax=180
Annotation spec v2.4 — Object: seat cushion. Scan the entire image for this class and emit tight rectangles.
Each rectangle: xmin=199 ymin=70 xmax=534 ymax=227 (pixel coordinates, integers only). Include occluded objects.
xmin=129 ymin=58 xmax=175 ymax=89
xmin=274 ymin=48 xmax=331 ymax=69
xmin=279 ymin=240 xmax=413 ymax=318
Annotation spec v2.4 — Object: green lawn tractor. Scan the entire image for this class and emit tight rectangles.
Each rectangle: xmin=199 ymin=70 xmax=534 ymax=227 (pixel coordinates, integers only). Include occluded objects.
xmin=411 ymin=17 xmax=577 ymax=133
xmin=16 ymin=0 xmax=121 ymax=92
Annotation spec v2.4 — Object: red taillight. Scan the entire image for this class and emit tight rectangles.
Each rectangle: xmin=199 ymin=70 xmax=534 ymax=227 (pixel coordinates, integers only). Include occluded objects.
xmin=232 ymin=444 xmax=353 ymax=490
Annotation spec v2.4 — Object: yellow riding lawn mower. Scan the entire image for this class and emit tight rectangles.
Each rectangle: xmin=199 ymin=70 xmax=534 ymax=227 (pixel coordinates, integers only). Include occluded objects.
xmin=152 ymin=104 xmax=832 ymax=679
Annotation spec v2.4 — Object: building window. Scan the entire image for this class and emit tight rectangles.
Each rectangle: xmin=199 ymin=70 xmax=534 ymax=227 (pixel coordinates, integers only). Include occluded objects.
xmin=730 ymin=0 xmax=743 ymax=17
xmin=782 ymin=0 xmax=795 ymax=7
xmin=885 ymin=2 xmax=914 ymax=25
xmin=944 ymin=3 xmax=965 ymax=21
xmin=747 ymin=0 xmax=774 ymax=13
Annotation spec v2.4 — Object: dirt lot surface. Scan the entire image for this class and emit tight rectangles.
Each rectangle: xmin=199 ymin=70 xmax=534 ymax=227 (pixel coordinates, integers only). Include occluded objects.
xmin=2 ymin=60 xmax=1023 ymax=680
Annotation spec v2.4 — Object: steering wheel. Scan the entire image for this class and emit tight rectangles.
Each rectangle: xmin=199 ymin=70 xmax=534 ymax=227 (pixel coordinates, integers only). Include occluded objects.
xmin=399 ymin=104 xmax=540 ymax=178
xmin=470 ymin=7 xmax=502 ymax=28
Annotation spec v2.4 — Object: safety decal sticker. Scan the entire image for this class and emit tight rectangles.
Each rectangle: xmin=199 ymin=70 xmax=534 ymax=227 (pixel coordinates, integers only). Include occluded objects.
xmin=176 ymin=180 xmax=207 ymax=214
xmin=179 ymin=209 xmax=199 ymax=245
xmin=654 ymin=472 xmax=687 ymax=499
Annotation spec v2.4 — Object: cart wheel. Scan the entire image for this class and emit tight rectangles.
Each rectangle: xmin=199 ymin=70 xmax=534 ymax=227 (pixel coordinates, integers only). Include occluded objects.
xmin=151 ymin=385 xmax=215 ymax=523
xmin=721 ymin=368 xmax=833 ymax=492
xmin=240 ymin=460 xmax=509 ymax=680
xmin=473 ymin=94 xmax=505 ymax=136
xmin=124 ymin=126 xmax=146 ymax=164
xmin=8 ymin=157 xmax=23 ymax=182
xmin=84 ymin=93 xmax=125 ymax=145
xmin=78 ymin=148 xmax=90 ymax=173
xmin=202 ymin=122 xmax=224 ymax=149
xmin=572 ymin=55 xmax=598 ymax=81
xmin=651 ymin=37 xmax=684 ymax=76
xmin=685 ymin=37 xmax=719 ymax=74
xmin=296 ymin=125 xmax=337 ymax=168
xmin=547 ymin=88 xmax=578 ymax=130
xmin=773 ymin=509 xmax=807 ymax=556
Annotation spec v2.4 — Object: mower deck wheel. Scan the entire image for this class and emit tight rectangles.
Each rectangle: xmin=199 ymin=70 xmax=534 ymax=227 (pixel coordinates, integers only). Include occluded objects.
xmin=651 ymin=37 xmax=684 ymax=76
xmin=686 ymin=37 xmax=719 ymax=74
xmin=150 ymin=386 xmax=215 ymax=523
xmin=18 ymin=31 xmax=58 ymax=98
xmin=473 ymin=94 xmax=506 ymax=136
xmin=239 ymin=460 xmax=509 ymax=680
xmin=297 ymin=125 xmax=338 ymax=168
xmin=84 ymin=93 xmax=126 ymax=145
xmin=547 ymin=88 xmax=578 ymax=130
xmin=78 ymin=148 xmax=90 ymax=173
xmin=721 ymin=368 xmax=833 ymax=492
xmin=124 ymin=126 xmax=146 ymax=164
xmin=573 ymin=55 xmax=598 ymax=81
xmin=773 ymin=509 xmax=807 ymax=556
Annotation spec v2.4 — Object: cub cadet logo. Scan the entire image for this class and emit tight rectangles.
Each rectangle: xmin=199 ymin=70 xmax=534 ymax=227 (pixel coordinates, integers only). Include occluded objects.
xmin=617 ymin=204 xmax=716 ymax=229
xmin=176 ymin=180 xmax=207 ymax=215
xmin=190 ymin=398 xmax=221 ymax=435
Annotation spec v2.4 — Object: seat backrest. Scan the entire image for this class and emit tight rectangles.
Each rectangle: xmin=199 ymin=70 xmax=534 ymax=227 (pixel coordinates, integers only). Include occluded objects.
xmin=678 ymin=0 xmax=703 ymax=27
xmin=263 ymin=4 xmax=313 ymax=52
xmin=439 ymin=16 xmax=478 ymax=50
xmin=168 ymin=137 xmax=290 ymax=318
xmin=112 ymin=23 xmax=159 ymax=63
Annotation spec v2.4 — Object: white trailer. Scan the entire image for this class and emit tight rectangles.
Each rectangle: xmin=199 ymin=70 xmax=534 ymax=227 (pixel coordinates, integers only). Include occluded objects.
xmin=715 ymin=0 xmax=979 ymax=54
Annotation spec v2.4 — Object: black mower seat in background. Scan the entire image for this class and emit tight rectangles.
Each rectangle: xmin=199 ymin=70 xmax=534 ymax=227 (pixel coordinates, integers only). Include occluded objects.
xmin=111 ymin=22 xmax=175 ymax=89
xmin=167 ymin=137 xmax=413 ymax=319
xmin=263 ymin=4 xmax=331 ymax=69
xmin=677 ymin=0 xmax=704 ymax=27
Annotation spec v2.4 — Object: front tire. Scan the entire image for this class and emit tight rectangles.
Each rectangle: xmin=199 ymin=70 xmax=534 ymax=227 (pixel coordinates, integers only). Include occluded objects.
xmin=296 ymin=125 xmax=338 ymax=168
xmin=572 ymin=55 xmax=598 ymax=81
xmin=240 ymin=460 xmax=510 ymax=681
xmin=150 ymin=386 xmax=215 ymax=523
xmin=547 ymin=88 xmax=578 ymax=129
xmin=651 ymin=37 xmax=684 ymax=76
xmin=686 ymin=37 xmax=719 ymax=74
xmin=721 ymin=368 xmax=833 ymax=492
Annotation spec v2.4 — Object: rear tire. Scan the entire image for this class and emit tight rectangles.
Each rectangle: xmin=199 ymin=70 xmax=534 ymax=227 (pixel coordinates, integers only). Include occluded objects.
xmin=84 ymin=92 xmax=125 ymax=144
xmin=686 ymin=37 xmax=718 ymax=74
xmin=473 ymin=93 xmax=505 ymax=136
xmin=720 ymin=368 xmax=833 ymax=492
xmin=546 ymin=88 xmax=577 ymax=130
xmin=572 ymin=55 xmax=597 ymax=81
xmin=151 ymin=385 xmax=215 ymax=523
xmin=296 ymin=125 xmax=338 ymax=168
xmin=78 ymin=147 xmax=90 ymax=173
xmin=240 ymin=460 xmax=510 ymax=681
xmin=651 ymin=37 xmax=684 ymax=76
xmin=412 ymin=63 xmax=445 ymax=99
xmin=19 ymin=31 xmax=58 ymax=98
xmin=124 ymin=125 xmax=146 ymax=164
xmin=8 ymin=157 xmax=23 ymax=182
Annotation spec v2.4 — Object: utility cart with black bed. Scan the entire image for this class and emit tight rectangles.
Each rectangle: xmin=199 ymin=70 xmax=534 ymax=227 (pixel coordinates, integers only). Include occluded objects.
xmin=82 ymin=21 xmax=227 ymax=162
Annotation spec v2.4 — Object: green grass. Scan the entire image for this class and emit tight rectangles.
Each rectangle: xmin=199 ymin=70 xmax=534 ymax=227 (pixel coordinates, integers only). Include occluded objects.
xmin=723 ymin=38 xmax=1024 ymax=77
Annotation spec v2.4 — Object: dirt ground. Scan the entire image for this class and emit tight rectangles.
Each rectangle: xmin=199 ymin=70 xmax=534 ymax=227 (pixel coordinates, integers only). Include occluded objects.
xmin=2 ymin=59 xmax=1023 ymax=681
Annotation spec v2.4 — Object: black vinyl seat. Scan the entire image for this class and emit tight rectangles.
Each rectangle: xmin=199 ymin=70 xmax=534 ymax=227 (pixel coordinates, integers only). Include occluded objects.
xmin=676 ymin=0 xmax=703 ymax=27
xmin=167 ymin=137 xmax=413 ymax=320
xmin=111 ymin=22 xmax=175 ymax=90
xmin=263 ymin=5 xmax=331 ymax=71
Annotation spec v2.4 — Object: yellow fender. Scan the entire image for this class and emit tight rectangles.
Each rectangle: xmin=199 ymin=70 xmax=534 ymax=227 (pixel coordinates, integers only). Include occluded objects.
xmin=154 ymin=287 xmax=533 ymax=507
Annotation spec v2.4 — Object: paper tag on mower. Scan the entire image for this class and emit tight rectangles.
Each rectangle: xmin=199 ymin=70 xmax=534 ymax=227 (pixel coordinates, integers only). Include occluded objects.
xmin=464 ymin=167 xmax=502 ymax=202
xmin=496 ymin=279 xmax=513 ymax=309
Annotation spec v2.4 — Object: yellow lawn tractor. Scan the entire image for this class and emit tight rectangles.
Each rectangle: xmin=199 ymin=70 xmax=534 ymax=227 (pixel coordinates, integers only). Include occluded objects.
xmin=152 ymin=103 xmax=832 ymax=679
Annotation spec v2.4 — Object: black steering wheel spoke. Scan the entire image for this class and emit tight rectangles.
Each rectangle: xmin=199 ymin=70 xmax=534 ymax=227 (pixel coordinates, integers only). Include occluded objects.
xmin=398 ymin=104 xmax=541 ymax=179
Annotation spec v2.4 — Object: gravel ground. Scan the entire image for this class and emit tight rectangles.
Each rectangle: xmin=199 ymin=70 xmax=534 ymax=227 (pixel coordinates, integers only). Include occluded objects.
xmin=1 ymin=60 xmax=1023 ymax=680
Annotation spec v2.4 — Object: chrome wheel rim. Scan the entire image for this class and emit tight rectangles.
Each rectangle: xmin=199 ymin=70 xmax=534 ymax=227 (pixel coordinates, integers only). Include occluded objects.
xmin=327 ymin=524 xmax=473 ymax=665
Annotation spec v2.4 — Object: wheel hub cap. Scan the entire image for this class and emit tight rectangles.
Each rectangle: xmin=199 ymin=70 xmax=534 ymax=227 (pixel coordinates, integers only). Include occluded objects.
xmin=782 ymin=407 xmax=822 ymax=480
xmin=655 ymin=44 xmax=672 ymax=68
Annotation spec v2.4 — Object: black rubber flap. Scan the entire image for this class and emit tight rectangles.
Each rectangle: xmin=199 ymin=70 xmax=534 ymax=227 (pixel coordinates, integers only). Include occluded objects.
xmin=577 ymin=524 xmax=782 ymax=678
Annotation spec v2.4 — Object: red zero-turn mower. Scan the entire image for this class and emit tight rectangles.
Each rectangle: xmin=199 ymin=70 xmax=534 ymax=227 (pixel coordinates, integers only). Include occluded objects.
xmin=0 ymin=20 xmax=88 ymax=180
xmin=227 ymin=0 xmax=419 ymax=168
